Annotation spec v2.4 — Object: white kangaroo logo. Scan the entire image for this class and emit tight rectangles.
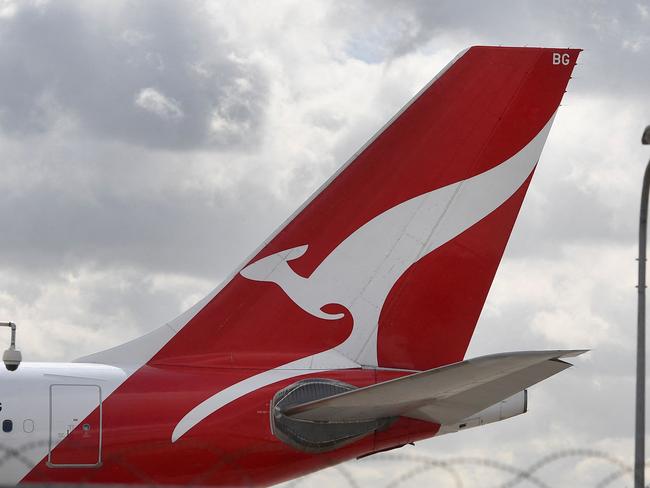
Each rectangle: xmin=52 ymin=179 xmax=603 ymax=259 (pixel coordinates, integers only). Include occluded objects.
xmin=171 ymin=116 xmax=554 ymax=443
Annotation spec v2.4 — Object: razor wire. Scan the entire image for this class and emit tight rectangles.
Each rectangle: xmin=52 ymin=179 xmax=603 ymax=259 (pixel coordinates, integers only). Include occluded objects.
xmin=0 ymin=441 xmax=645 ymax=487
xmin=283 ymin=448 xmax=642 ymax=488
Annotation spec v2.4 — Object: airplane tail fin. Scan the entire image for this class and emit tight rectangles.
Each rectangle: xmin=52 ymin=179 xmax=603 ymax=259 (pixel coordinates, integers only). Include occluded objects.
xmin=78 ymin=46 xmax=580 ymax=373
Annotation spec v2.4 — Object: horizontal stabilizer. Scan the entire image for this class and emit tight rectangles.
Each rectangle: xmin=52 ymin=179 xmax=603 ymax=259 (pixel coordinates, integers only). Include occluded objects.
xmin=283 ymin=350 xmax=586 ymax=425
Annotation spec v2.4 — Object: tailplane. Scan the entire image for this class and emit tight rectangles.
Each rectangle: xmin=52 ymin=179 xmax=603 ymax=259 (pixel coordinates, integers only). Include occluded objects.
xmin=270 ymin=350 xmax=586 ymax=452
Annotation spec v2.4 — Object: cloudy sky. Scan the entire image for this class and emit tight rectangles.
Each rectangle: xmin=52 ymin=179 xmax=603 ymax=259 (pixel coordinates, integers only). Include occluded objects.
xmin=1 ymin=0 xmax=649 ymax=486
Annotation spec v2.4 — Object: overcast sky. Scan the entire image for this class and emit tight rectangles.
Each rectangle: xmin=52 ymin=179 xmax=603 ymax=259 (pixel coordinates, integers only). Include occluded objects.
xmin=1 ymin=1 xmax=649 ymax=486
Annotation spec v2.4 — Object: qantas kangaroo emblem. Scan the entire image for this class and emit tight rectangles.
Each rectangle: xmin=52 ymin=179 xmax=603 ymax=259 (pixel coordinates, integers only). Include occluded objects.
xmin=171 ymin=115 xmax=555 ymax=442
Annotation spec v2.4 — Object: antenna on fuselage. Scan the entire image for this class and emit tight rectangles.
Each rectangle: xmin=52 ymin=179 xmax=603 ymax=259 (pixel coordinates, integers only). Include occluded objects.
xmin=1 ymin=322 xmax=22 ymax=371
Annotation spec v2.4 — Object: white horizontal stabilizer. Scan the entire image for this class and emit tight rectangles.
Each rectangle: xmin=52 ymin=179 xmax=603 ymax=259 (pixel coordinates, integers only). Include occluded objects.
xmin=283 ymin=350 xmax=587 ymax=425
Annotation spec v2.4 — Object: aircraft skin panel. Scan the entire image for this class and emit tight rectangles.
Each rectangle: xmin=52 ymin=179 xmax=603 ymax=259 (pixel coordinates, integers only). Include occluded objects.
xmin=0 ymin=363 xmax=126 ymax=484
xmin=0 ymin=46 xmax=582 ymax=487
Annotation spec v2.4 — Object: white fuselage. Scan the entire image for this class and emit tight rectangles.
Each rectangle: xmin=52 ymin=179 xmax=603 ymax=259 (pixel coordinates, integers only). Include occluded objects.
xmin=0 ymin=363 xmax=125 ymax=485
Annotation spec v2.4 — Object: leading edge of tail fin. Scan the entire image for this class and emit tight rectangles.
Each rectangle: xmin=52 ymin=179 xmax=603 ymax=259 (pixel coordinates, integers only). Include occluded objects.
xmin=77 ymin=46 xmax=580 ymax=372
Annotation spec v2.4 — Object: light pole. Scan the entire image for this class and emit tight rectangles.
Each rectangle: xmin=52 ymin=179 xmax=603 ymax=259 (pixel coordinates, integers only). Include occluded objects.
xmin=636 ymin=125 xmax=650 ymax=488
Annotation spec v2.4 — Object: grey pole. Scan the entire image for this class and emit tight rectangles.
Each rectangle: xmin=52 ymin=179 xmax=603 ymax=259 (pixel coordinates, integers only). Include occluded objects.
xmin=636 ymin=125 xmax=650 ymax=488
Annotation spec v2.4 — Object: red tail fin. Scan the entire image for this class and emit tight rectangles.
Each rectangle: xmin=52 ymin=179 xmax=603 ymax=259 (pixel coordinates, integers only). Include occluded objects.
xmin=80 ymin=46 xmax=579 ymax=373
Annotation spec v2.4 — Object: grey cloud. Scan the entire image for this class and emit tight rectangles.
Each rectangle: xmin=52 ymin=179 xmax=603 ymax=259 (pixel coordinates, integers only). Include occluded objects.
xmin=0 ymin=155 xmax=288 ymax=280
xmin=0 ymin=0 xmax=268 ymax=149
xmin=0 ymin=265 xmax=214 ymax=360
xmin=135 ymin=88 xmax=184 ymax=120
xmin=505 ymin=177 xmax=635 ymax=259
xmin=349 ymin=0 xmax=650 ymax=100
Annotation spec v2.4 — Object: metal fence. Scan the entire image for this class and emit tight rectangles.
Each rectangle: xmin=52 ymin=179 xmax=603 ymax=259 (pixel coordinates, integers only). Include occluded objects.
xmin=0 ymin=442 xmax=642 ymax=487
xmin=283 ymin=449 xmax=637 ymax=488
